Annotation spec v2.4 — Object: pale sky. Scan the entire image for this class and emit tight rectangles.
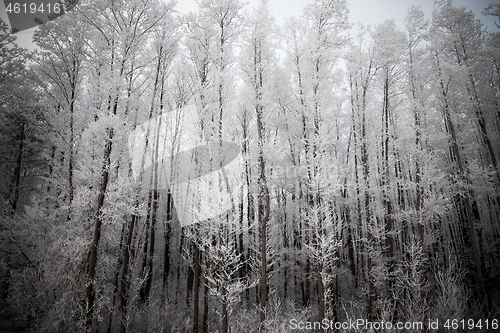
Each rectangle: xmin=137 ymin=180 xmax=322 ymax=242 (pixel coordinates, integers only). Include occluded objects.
xmin=1 ymin=0 xmax=498 ymax=50
xmin=175 ymin=0 xmax=498 ymax=29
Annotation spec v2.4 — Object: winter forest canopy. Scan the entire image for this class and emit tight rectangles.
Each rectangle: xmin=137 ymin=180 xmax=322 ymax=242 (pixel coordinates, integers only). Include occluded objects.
xmin=1 ymin=0 xmax=500 ymax=332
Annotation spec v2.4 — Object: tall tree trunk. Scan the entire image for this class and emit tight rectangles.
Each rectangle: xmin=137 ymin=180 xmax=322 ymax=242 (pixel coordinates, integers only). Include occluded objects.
xmin=139 ymin=180 xmax=153 ymax=303
xmin=142 ymin=112 xmax=163 ymax=301
xmin=221 ymin=296 xmax=229 ymax=333
xmin=361 ymin=81 xmax=374 ymax=322
xmin=107 ymin=223 xmax=127 ymax=333
xmin=202 ymin=273 xmax=209 ymax=333
xmin=86 ymin=128 xmax=113 ymax=331
xmin=67 ymin=83 xmax=75 ymax=220
xmin=10 ymin=122 xmax=24 ymax=214
xmin=257 ymin=129 xmax=269 ymax=332
xmin=382 ymin=71 xmax=395 ymax=291
xmin=193 ymin=239 xmax=201 ymax=333
xmin=120 ymin=214 xmax=137 ymax=333
xmin=163 ymin=192 xmax=172 ymax=292
xmin=139 ymin=45 xmax=164 ymax=303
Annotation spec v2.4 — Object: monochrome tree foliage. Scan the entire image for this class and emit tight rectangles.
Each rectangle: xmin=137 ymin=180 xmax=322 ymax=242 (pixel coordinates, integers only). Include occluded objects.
xmin=1 ymin=0 xmax=499 ymax=332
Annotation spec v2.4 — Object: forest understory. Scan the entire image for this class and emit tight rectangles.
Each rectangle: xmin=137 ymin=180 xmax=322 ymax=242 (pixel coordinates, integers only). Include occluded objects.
xmin=1 ymin=0 xmax=500 ymax=332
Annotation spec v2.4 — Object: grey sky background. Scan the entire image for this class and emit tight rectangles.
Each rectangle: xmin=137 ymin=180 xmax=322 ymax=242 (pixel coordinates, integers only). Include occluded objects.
xmin=1 ymin=0 xmax=498 ymax=50
xmin=175 ymin=0 xmax=498 ymax=30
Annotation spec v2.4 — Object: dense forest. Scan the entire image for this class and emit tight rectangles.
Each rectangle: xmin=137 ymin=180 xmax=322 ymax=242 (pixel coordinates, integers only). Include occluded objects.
xmin=1 ymin=0 xmax=500 ymax=332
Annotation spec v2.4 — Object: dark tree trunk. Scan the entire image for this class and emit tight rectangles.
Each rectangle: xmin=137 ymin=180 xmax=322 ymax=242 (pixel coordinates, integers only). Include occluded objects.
xmin=10 ymin=122 xmax=24 ymax=214
xmin=193 ymin=241 xmax=201 ymax=333
xmin=86 ymin=128 xmax=113 ymax=331
xmin=120 ymin=214 xmax=137 ymax=333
